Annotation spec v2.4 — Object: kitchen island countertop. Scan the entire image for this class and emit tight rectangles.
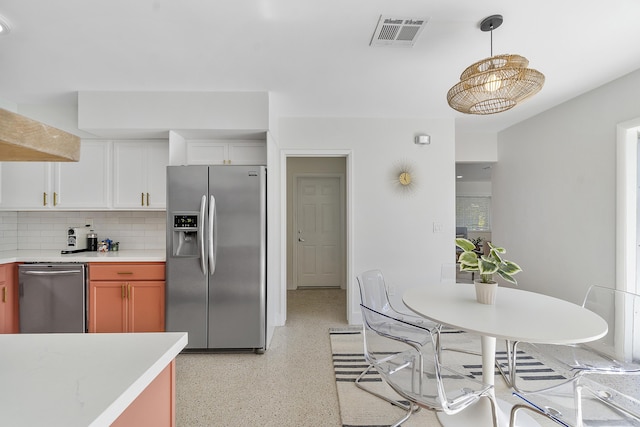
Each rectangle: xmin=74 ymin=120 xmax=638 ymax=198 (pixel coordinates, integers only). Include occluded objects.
xmin=0 ymin=249 xmax=165 ymax=265
xmin=0 ymin=332 xmax=187 ymax=426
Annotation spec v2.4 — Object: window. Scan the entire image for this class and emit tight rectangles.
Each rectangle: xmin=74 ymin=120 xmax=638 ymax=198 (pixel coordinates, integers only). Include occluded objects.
xmin=456 ymin=196 xmax=491 ymax=231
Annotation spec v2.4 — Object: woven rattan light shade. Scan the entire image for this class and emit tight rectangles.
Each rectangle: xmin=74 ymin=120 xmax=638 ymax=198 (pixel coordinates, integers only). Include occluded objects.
xmin=447 ymin=54 xmax=545 ymax=115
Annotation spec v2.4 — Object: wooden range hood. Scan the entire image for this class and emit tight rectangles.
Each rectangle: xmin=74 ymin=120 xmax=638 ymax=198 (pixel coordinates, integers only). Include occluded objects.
xmin=0 ymin=108 xmax=81 ymax=161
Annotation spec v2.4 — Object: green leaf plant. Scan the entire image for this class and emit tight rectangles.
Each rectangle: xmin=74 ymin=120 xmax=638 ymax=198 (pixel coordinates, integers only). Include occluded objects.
xmin=455 ymin=238 xmax=522 ymax=285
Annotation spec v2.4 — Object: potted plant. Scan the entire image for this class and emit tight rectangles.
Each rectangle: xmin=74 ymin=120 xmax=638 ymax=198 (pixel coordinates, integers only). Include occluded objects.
xmin=470 ymin=237 xmax=483 ymax=248
xmin=455 ymin=237 xmax=522 ymax=304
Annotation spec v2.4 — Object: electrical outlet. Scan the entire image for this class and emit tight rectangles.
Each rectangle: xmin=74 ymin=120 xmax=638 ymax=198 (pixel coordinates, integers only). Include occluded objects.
xmin=433 ymin=221 xmax=443 ymax=233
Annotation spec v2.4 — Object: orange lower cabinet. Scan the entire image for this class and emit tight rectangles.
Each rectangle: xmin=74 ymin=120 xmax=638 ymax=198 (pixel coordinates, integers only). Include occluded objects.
xmin=0 ymin=263 xmax=19 ymax=334
xmin=88 ymin=263 xmax=165 ymax=333
xmin=111 ymin=361 xmax=176 ymax=427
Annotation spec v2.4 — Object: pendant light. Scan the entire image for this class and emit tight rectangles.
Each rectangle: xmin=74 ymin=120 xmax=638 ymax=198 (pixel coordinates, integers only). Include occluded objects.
xmin=447 ymin=15 xmax=545 ymax=115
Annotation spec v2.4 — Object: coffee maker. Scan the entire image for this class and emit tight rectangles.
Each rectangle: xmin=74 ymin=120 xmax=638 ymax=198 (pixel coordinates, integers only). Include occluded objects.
xmin=64 ymin=227 xmax=89 ymax=252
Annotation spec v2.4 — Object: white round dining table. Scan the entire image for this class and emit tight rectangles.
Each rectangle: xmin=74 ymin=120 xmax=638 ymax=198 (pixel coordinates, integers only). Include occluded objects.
xmin=403 ymin=283 xmax=608 ymax=427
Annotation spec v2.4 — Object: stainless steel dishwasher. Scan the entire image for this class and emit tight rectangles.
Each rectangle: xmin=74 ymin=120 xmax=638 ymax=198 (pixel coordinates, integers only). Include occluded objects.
xmin=18 ymin=263 xmax=87 ymax=333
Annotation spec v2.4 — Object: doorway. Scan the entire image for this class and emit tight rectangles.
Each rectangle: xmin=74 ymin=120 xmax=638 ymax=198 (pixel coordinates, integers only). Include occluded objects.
xmin=286 ymin=157 xmax=347 ymax=290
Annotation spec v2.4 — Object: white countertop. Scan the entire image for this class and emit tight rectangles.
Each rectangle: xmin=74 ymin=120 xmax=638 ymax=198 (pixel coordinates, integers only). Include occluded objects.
xmin=0 ymin=249 xmax=166 ymax=264
xmin=0 ymin=332 xmax=187 ymax=427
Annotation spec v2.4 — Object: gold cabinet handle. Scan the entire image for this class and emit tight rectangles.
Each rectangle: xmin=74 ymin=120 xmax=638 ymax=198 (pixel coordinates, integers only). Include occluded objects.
xmin=53 ymin=192 xmax=58 ymax=206
xmin=127 ymin=283 xmax=131 ymax=299
xmin=117 ymin=272 xmax=133 ymax=275
xmin=43 ymin=192 xmax=47 ymax=206
xmin=121 ymin=284 xmax=125 ymax=299
xmin=146 ymin=192 xmax=150 ymax=206
xmin=2 ymin=286 xmax=6 ymax=303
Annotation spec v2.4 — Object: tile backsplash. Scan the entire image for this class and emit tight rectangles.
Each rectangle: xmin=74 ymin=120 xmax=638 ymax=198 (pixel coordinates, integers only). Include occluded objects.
xmin=5 ymin=211 xmax=166 ymax=251
xmin=0 ymin=211 xmax=18 ymax=251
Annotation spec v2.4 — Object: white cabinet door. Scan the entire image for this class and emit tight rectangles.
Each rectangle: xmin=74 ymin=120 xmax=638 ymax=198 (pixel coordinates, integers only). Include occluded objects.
xmin=186 ymin=141 xmax=228 ymax=165
xmin=0 ymin=162 xmax=51 ymax=209
xmin=228 ymin=142 xmax=267 ymax=165
xmin=54 ymin=141 xmax=111 ymax=209
xmin=185 ymin=140 xmax=265 ymax=165
xmin=145 ymin=142 xmax=169 ymax=208
xmin=113 ymin=142 xmax=147 ymax=208
xmin=113 ymin=141 xmax=168 ymax=209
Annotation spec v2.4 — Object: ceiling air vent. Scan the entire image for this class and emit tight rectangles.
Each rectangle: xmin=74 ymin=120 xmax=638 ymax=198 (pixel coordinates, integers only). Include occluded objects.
xmin=370 ymin=15 xmax=429 ymax=47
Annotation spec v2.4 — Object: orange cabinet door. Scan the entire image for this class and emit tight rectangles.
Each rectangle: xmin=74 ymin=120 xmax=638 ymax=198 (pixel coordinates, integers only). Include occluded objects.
xmin=0 ymin=263 xmax=18 ymax=334
xmin=128 ymin=281 xmax=165 ymax=332
xmin=89 ymin=281 xmax=127 ymax=333
xmin=0 ymin=264 xmax=7 ymax=333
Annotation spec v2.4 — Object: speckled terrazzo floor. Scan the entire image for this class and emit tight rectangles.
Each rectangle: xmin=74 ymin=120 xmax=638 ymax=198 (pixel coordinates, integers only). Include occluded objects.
xmin=175 ymin=288 xmax=348 ymax=427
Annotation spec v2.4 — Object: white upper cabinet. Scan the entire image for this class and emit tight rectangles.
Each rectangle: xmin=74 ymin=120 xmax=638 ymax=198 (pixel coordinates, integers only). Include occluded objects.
xmin=113 ymin=140 xmax=169 ymax=209
xmin=0 ymin=140 xmax=111 ymax=210
xmin=0 ymin=162 xmax=50 ymax=209
xmin=54 ymin=141 xmax=111 ymax=209
xmin=186 ymin=140 xmax=266 ymax=165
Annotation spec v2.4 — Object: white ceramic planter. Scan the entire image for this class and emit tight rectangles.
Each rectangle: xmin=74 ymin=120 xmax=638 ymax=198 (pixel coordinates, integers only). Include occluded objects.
xmin=474 ymin=281 xmax=498 ymax=305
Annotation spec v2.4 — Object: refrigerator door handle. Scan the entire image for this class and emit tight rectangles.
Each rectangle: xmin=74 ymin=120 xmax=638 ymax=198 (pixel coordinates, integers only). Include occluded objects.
xmin=209 ymin=195 xmax=217 ymax=275
xmin=199 ymin=194 xmax=207 ymax=276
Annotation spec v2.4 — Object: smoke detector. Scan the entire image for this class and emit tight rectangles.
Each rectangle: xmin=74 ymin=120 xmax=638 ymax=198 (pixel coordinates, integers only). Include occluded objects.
xmin=370 ymin=15 xmax=428 ymax=47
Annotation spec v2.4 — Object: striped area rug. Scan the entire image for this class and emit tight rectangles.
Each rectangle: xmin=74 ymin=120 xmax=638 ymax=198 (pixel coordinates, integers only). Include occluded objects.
xmin=330 ymin=327 xmax=566 ymax=427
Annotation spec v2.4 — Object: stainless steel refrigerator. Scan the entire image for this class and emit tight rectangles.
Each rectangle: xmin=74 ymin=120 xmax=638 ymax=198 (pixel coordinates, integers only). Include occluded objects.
xmin=166 ymin=165 xmax=266 ymax=352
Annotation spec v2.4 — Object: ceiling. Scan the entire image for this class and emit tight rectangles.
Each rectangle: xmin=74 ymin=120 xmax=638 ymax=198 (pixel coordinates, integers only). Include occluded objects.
xmin=0 ymin=1 xmax=639 ymax=135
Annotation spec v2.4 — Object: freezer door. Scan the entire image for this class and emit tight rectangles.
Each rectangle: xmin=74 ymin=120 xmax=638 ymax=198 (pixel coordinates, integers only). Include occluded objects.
xmin=166 ymin=165 xmax=210 ymax=349
xmin=208 ymin=166 xmax=266 ymax=349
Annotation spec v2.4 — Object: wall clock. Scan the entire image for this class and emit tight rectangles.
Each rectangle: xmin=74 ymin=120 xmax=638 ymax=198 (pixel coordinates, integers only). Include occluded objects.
xmin=392 ymin=161 xmax=416 ymax=194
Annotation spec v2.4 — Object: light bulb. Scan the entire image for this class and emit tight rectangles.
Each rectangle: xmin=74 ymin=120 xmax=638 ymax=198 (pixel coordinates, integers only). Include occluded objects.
xmin=484 ymin=73 xmax=502 ymax=92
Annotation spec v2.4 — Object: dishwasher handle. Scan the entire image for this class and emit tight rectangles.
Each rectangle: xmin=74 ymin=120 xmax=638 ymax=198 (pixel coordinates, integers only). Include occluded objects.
xmin=21 ymin=270 xmax=83 ymax=275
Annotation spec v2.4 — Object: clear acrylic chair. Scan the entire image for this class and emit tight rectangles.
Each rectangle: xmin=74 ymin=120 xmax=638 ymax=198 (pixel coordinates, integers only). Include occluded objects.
xmin=361 ymin=304 xmax=498 ymax=427
xmin=510 ymin=375 xmax=640 ymax=426
xmin=355 ymin=270 xmax=436 ymax=421
xmin=439 ymin=263 xmax=482 ymax=357
xmin=357 ymin=269 xmax=434 ymax=329
xmin=498 ymin=285 xmax=640 ymax=393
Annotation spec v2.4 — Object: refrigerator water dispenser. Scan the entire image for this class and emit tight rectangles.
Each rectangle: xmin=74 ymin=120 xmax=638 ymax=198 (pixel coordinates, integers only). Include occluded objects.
xmin=172 ymin=214 xmax=199 ymax=257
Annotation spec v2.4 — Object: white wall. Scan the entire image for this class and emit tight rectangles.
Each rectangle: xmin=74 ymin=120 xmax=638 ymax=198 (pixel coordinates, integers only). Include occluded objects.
xmin=455 ymin=131 xmax=498 ymax=162
xmin=277 ymin=117 xmax=456 ymax=323
xmin=78 ymin=91 xmax=269 ymax=137
xmin=493 ymin=69 xmax=640 ymax=304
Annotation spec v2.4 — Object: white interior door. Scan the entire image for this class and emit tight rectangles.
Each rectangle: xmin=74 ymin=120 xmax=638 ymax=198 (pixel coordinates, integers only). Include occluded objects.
xmin=295 ymin=177 xmax=342 ymax=288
